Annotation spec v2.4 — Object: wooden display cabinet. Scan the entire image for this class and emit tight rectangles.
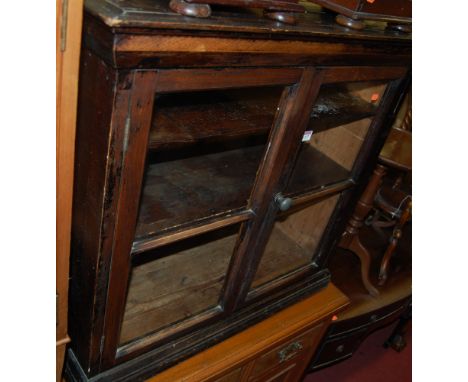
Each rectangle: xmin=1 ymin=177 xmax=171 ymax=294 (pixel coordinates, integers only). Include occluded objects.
xmin=66 ymin=1 xmax=411 ymax=381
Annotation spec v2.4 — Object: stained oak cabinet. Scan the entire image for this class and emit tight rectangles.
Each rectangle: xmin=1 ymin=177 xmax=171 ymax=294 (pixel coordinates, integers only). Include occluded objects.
xmin=66 ymin=1 xmax=410 ymax=381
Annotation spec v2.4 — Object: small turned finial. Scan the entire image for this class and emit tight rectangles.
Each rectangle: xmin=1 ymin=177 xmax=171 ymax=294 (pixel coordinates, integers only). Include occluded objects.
xmin=169 ymin=0 xmax=211 ymax=18
xmin=335 ymin=14 xmax=365 ymax=30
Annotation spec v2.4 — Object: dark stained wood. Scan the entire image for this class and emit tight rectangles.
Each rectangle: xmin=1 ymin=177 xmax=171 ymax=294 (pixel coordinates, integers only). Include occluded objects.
xmin=321 ymin=66 xmax=407 ymax=84
xmin=67 ymin=3 xmax=411 ymax=380
xmin=221 ymin=68 xmax=325 ymax=313
xmin=338 ymin=163 xmax=386 ymax=296
xmin=153 ymin=68 xmax=303 ymax=93
xmin=135 ymin=143 xmax=267 ymax=240
xmin=335 ymin=14 xmax=364 ymax=30
xmin=132 ymin=210 xmax=252 ymax=255
xmin=286 ymin=145 xmax=350 ymax=196
xmin=169 ymin=0 xmax=212 ymax=18
xmin=148 ymin=82 xmax=381 ymax=151
xmin=68 ymin=49 xmax=118 ymax=375
xmin=121 ymin=225 xmax=240 ymax=345
xmin=307 ymin=83 xmax=378 ymax=133
xmin=100 ymin=70 xmax=160 ymax=370
xmin=148 ymin=87 xmax=282 ymax=150
xmin=85 ymin=0 xmax=411 ymax=42
xmin=186 ymin=0 xmax=305 ymax=12
xmin=264 ymin=11 xmax=298 ymax=25
xmin=171 ymin=0 xmax=305 ymax=24
xmin=308 ymin=0 xmax=411 ymax=24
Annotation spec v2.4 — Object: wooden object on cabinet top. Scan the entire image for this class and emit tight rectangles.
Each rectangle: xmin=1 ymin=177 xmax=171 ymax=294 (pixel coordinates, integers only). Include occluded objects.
xmin=146 ymin=283 xmax=348 ymax=382
xmin=83 ymin=0 xmax=411 ymax=69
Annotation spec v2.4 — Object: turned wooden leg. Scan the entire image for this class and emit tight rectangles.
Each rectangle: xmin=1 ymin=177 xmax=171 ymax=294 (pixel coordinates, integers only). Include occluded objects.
xmin=384 ymin=302 xmax=411 ymax=352
xmin=169 ymin=0 xmax=211 ymax=18
xmin=339 ymin=164 xmax=386 ymax=296
xmin=335 ymin=14 xmax=365 ymax=30
xmin=378 ymin=199 xmax=411 ymax=285
xmin=347 ymin=233 xmax=379 ymax=297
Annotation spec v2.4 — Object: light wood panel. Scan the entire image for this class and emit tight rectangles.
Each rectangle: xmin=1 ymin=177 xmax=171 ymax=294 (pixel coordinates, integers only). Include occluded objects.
xmin=56 ymin=0 xmax=84 ymax=381
xmin=145 ymin=283 xmax=349 ymax=382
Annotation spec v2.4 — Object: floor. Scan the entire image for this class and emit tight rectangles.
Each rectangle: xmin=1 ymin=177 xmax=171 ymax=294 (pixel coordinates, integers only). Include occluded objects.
xmin=304 ymin=322 xmax=412 ymax=382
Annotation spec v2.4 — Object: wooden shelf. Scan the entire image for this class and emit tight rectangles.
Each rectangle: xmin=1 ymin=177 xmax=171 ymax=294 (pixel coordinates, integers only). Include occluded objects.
xmin=148 ymin=85 xmax=377 ymax=150
xmin=135 ymin=142 xmax=265 ymax=241
xmin=135 ymin=142 xmax=352 ymax=246
xmin=252 ymin=225 xmax=311 ymax=290
xmin=286 ymin=144 xmax=351 ymax=196
xmin=308 ymin=85 xmax=377 ymax=134
xmin=148 ymin=88 xmax=281 ymax=150
xmin=121 ymin=227 xmax=238 ymax=345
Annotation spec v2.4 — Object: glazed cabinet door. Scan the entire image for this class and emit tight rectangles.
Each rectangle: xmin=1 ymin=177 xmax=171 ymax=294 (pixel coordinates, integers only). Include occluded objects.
xmin=100 ymin=67 xmax=323 ymax=369
xmin=241 ymin=67 xmax=408 ymax=303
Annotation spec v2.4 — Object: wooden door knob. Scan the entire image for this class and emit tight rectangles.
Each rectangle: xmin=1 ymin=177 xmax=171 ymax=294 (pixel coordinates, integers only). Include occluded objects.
xmin=275 ymin=193 xmax=293 ymax=211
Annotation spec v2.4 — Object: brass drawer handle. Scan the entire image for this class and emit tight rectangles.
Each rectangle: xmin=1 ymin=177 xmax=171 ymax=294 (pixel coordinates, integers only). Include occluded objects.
xmin=278 ymin=341 xmax=303 ymax=363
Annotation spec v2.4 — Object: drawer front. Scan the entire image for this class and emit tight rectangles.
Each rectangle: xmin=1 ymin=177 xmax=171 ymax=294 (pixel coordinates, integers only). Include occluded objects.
xmin=312 ymin=328 xmax=368 ymax=369
xmin=330 ymin=298 xmax=409 ymax=337
xmin=249 ymin=324 xmax=323 ymax=379
xmin=250 ymin=361 xmax=298 ymax=382
xmin=213 ymin=367 xmax=243 ymax=382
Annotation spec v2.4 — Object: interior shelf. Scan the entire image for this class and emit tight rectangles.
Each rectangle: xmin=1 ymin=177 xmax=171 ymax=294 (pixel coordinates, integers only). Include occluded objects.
xmin=121 ymin=227 xmax=238 ymax=345
xmin=148 ymin=89 xmax=280 ymax=150
xmin=135 ymin=143 xmax=351 ymax=243
xmin=286 ymin=144 xmax=351 ymax=196
xmin=135 ymin=142 xmax=265 ymax=241
xmin=148 ymin=85 xmax=377 ymax=150
xmin=251 ymin=225 xmax=311 ymax=290
xmin=307 ymin=85 xmax=378 ymax=134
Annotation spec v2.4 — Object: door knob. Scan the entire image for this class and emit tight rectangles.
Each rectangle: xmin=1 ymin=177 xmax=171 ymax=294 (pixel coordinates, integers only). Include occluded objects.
xmin=275 ymin=193 xmax=293 ymax=211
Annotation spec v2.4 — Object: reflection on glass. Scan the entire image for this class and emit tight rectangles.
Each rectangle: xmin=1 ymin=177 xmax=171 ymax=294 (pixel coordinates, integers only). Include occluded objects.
xmin=120 ymin=225 xmax=239 ymax=345
xmin=286 ymin=81 xmax=388 ymax=196
xmin=251 ymin=194 xmax=340 ymax=290
xmin=135 ymin=87 xmax=284 ymax=239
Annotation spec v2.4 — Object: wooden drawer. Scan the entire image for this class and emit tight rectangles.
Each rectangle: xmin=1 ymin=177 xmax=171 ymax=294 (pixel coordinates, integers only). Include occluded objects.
xmin=249 ymin=358 xmax=300 ymax=382
xmin=329 ymin=298 xmax=408 ymax=337
xmin=249 ymin=324 xmax=323 ymax=379
xmin=213 ymin=367 xmax=243 ymax=382
xmin=312 ymin=328 xmax=368 ymax=369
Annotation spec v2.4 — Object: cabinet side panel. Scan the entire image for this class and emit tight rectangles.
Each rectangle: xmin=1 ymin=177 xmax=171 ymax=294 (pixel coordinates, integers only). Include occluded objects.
xmin=69 ymin=48 xmax=117 ymax=373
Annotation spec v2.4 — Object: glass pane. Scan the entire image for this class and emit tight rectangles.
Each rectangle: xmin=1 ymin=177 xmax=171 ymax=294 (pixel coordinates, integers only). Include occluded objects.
xmin=135 ymin=86 xmax=284 ymax=240
xmin=120 ymin=224 xmax=240 ymax=345
xmin=286 ymin=81 xmax=388 ymax=196
xmin=251 ymin=194 xmax=340 ymax=291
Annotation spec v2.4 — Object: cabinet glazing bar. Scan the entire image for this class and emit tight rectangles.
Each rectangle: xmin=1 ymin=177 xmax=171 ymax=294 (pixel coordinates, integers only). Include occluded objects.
xmin=220 ymin=67 xmax=325 ymax=314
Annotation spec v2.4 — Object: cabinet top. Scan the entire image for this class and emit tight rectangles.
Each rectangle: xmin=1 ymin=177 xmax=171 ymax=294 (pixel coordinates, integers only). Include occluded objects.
xmin=85 ymin=0 xmax=411 ymax=43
